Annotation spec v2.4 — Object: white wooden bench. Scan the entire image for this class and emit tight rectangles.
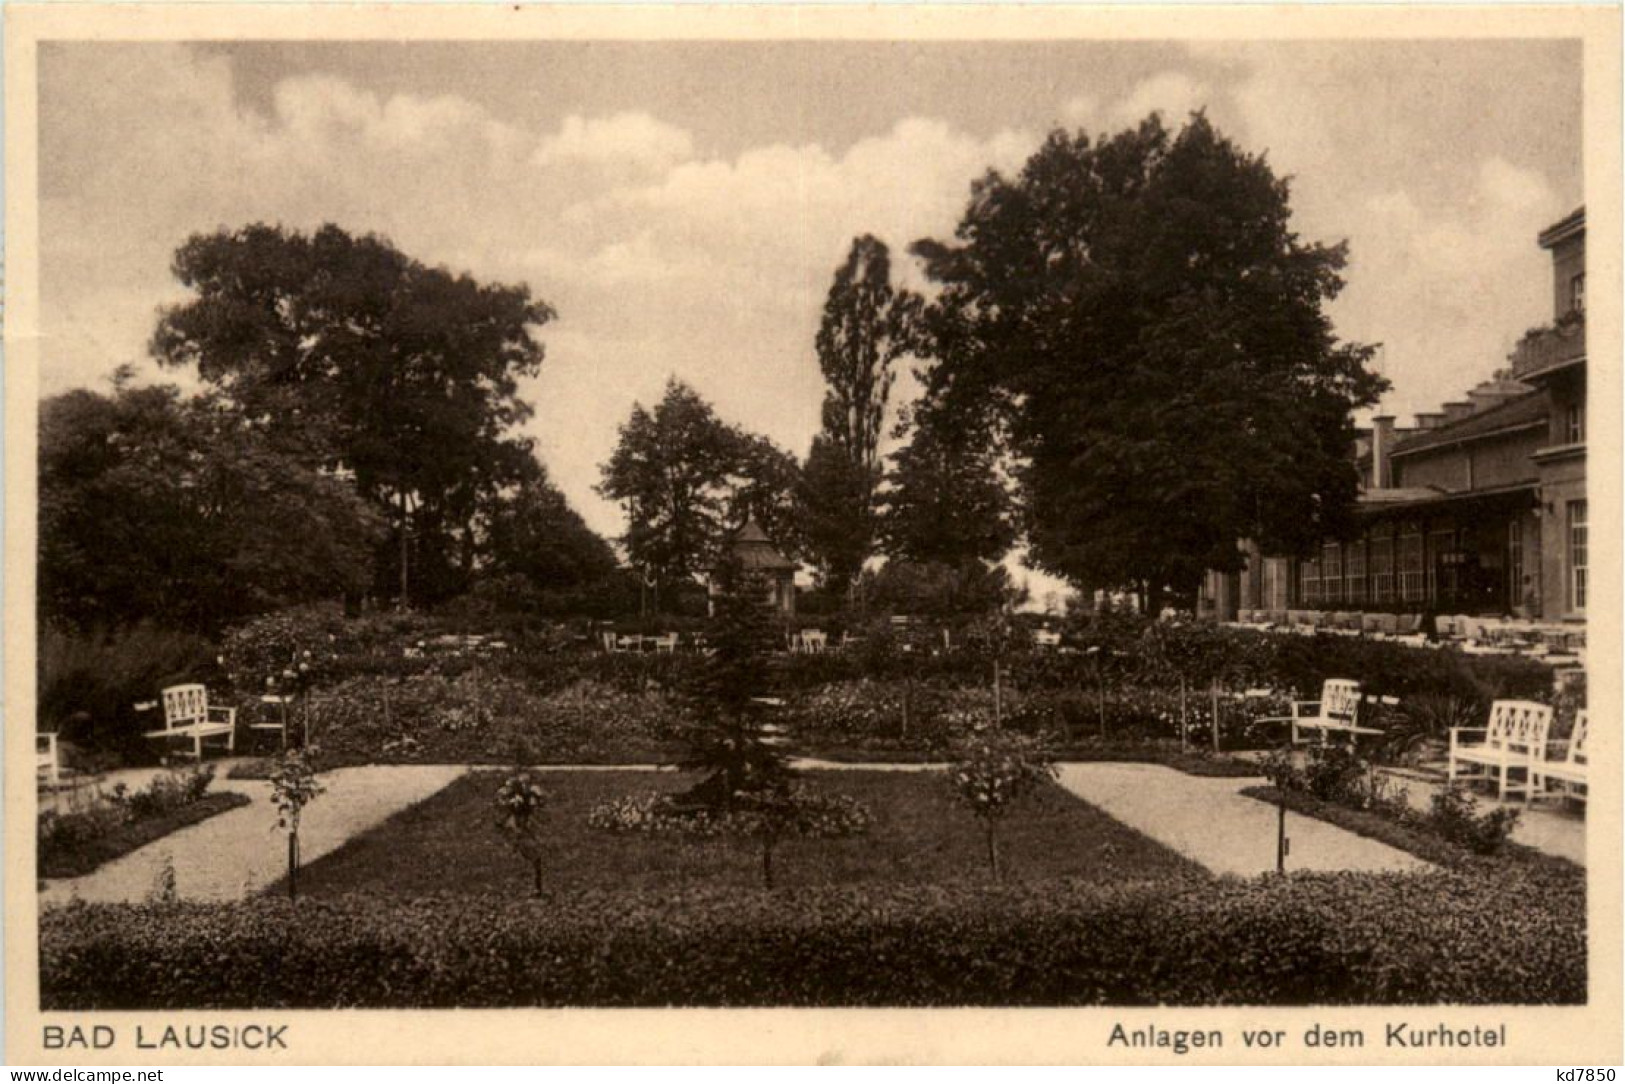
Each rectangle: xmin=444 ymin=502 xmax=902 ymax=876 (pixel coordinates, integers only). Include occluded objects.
xmin=144 ymin=684 xmax=236 ymax=760
xmin=1533 ymin=709 xmax=1587 ymax=804
xmin=1033 ymin=629 xmax=1061 ymax=649
xmin=1448 ymin=699 xmax=1551 ymax=802
xmin=1266 ymin=679 xmax=1384 ymax=744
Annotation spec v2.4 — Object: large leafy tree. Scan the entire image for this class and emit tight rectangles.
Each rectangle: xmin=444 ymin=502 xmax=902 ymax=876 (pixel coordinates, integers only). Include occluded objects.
xmin=39 ymin=379 xmax=385 ymax=633
xmin=798 ymin=236 xmax=919 ymax=592
xmin=911 ymin=114 xmax=1385 ymax=608
xmin=482 ymin=466 xmax=618 ymax=594
xmin=597 ymin=378 xmax=800 ymax=596
xmin=151 ymin=223 xmax=555 ymax=606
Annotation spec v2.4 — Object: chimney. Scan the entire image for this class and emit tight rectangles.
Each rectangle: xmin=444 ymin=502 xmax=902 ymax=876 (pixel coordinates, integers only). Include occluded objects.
xmin=1370 ymin=415 xmax=1395 ymax=490
xmin=1468 ymin=382 xmax=1521 ymax=413
xmin=1414 ymin=412 xmax=1445 ymax=430
xmin=1442 ymin=401 xmax=1474 ymax=423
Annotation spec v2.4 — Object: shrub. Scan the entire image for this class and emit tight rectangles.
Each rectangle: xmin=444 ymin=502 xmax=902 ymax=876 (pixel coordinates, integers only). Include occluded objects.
xmin=493 ymin=771 xmax=551 ymax=896
xmin=41 ymin=868 xmax=1584 ymax=1008
xmin=269 ymin=748 xmax=324 ymax=900
xmin=1428 ymin=783 xmax=1522 ymax=856
xmin=947 ymin=729 xmax=1059 ymax=879
xmin=1380 ymin=694 xmax=1479 ymax=765
xmin=125 ymin=765 xmax=216 ymax=819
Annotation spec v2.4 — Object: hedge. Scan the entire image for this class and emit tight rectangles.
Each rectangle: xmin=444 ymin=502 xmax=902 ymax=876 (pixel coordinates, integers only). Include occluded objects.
xmin=42 ymin=869 xmax=1583 ymax=1008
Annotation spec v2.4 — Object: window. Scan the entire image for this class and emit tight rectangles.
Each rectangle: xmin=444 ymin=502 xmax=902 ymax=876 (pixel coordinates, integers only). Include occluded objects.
xmin=1370 ymin=533 xmax=1394 ymax=604
xmin=1263 ymin=558 xmax=1289 ymax=612
xmin=1299 ymin=558 xmax=1320 ymax=606
xmin=1345 ymin=539 xmax=1367 ymax=605
xmin=1569 ymin=500 xmax=1587 ymax=611
xmin=1571 ymin=272 xmax=1585 ymax=313
xmin=1320 ymin=544 xmax=1343 ymax=605
xmin=1427 ymin=528 xmax=1456 ymax=603
xmin=1398 ymin=529 xmax=1425 ymax=603
xmin=1566 ymin=403 xmax=1585 ymax=445
xmin=1507 ymin=518 xmax=1524 ymax=609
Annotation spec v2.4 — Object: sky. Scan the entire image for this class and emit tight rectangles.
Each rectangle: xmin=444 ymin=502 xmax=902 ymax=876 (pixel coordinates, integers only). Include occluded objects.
xmin=38 ymin=39 xmax=1584 ymax=581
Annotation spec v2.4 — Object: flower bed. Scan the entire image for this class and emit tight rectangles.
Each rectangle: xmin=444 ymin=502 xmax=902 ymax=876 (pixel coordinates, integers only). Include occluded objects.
xmin=587 ymin=790 xmax=872 ymax=838
xmin=1240 ymin=784 xmax=1567 ymax=871
xmin=42 ymin=866 xmax=1584 ymax=1008
xmin=281 ymin=673 xmax=682 ymax=765
xmin=39 ymin=768 xmax=247 ymax=879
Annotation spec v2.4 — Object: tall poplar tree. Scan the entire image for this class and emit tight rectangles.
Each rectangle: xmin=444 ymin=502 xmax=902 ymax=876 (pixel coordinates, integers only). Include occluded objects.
xmin=798 ymin=235 xmax=919 ymax=593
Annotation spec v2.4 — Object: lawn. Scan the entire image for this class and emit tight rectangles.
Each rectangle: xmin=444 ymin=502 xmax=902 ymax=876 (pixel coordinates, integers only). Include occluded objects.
xmin=287 ymin=769 xmax=1203 ymax=897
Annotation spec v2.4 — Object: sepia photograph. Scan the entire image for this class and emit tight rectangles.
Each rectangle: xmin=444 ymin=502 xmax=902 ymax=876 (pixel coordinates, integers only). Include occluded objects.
xmin=5 ymin=2 xmax=1619 ymax=1067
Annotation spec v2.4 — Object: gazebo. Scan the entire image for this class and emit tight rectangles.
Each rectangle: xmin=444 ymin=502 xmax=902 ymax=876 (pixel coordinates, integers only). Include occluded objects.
xmin=710 ymin=519 xmax=797 ymax=616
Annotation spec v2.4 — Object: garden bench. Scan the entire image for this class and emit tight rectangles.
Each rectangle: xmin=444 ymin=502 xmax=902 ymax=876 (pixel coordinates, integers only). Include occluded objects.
xmin=144 ymin=684 xmax=236 ymax=760
xmin=1265 ymin=679 xmax=1383 ymax=745
xmin=800 ymin=629 xmax=827 ymax=653
xmin=652 ymin=633 xmax=678 ymax=653
xmin=1033 ymin=629 xmax=1061 ymax=649
xmin=1533 ymin=710 xmax=1587 ymax=804
xmin=1448 ymin=699 xmax=1552 ymax=802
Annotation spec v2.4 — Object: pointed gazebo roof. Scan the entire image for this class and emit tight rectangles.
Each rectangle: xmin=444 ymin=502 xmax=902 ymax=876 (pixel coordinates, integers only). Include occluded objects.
xmin=725 ymin=519 xmax=796 ymax=572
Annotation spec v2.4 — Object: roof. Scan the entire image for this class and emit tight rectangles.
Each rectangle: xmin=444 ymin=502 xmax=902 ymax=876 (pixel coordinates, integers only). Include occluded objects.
xmin=733 ymin=520 xmax=773 ymax=545
xmin=725 ymin=519 xmax=797 ymax=572
xmin=1538 ymin=206 xmax=1585 ymax=250
xmin=1357 ymin=481 xmax=1538 ymax=518
xmin=1358 ymin=486 xmax=1447 ymax=505
xmin=1388 ymin=391 xmax=1547 ymax=459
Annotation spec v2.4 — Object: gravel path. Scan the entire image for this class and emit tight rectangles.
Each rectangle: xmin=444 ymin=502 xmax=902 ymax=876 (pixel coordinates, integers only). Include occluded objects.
xmin=52 ymin=757 xmax=1561 ymax=903
xmin=1054 ymin=762 xmax=1429 ymax=876
xmin=40 ymin=765 xmax=466 ymax=906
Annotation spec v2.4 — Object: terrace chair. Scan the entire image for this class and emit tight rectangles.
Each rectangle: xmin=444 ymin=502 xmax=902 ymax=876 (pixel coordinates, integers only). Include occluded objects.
xmin=36 ymin=732 xmax=60 ymax=787
xmin=801 ymin=629 xmax=827 ymax=654
xmin=652 ymin=633 xmax=679 ymax=654
xmin=255 ymin=694 xmax=294 ymax=749
xmin=145 ymin=684 xmax=236 ymax=761
xmin=1533 ymin=710 xmax=1587 ymax=805
xmin=1448 ymin=699 xmax=1552 ymax=802
xmin=600 ymin=631 xmax=619 ymax=653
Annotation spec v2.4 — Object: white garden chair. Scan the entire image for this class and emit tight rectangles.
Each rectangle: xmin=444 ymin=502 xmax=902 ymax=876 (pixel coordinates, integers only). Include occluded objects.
xmin=36 ymin=732 xmax=61 ymax=786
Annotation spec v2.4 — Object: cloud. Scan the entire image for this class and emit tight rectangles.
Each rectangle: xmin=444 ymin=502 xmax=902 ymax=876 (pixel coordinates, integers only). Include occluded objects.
xmin=1109 ymin=71 xmax=1212 ymax=128
xmin=1064 ymin=71 xmax=1213 ymax=136
xmin=40 ymin=48 xmax=1039 ymax=540
xmin=533 ymin=112 xmax=695 ymax=175
xmin=1330 ymin=158 xmax=1564 ymax=420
